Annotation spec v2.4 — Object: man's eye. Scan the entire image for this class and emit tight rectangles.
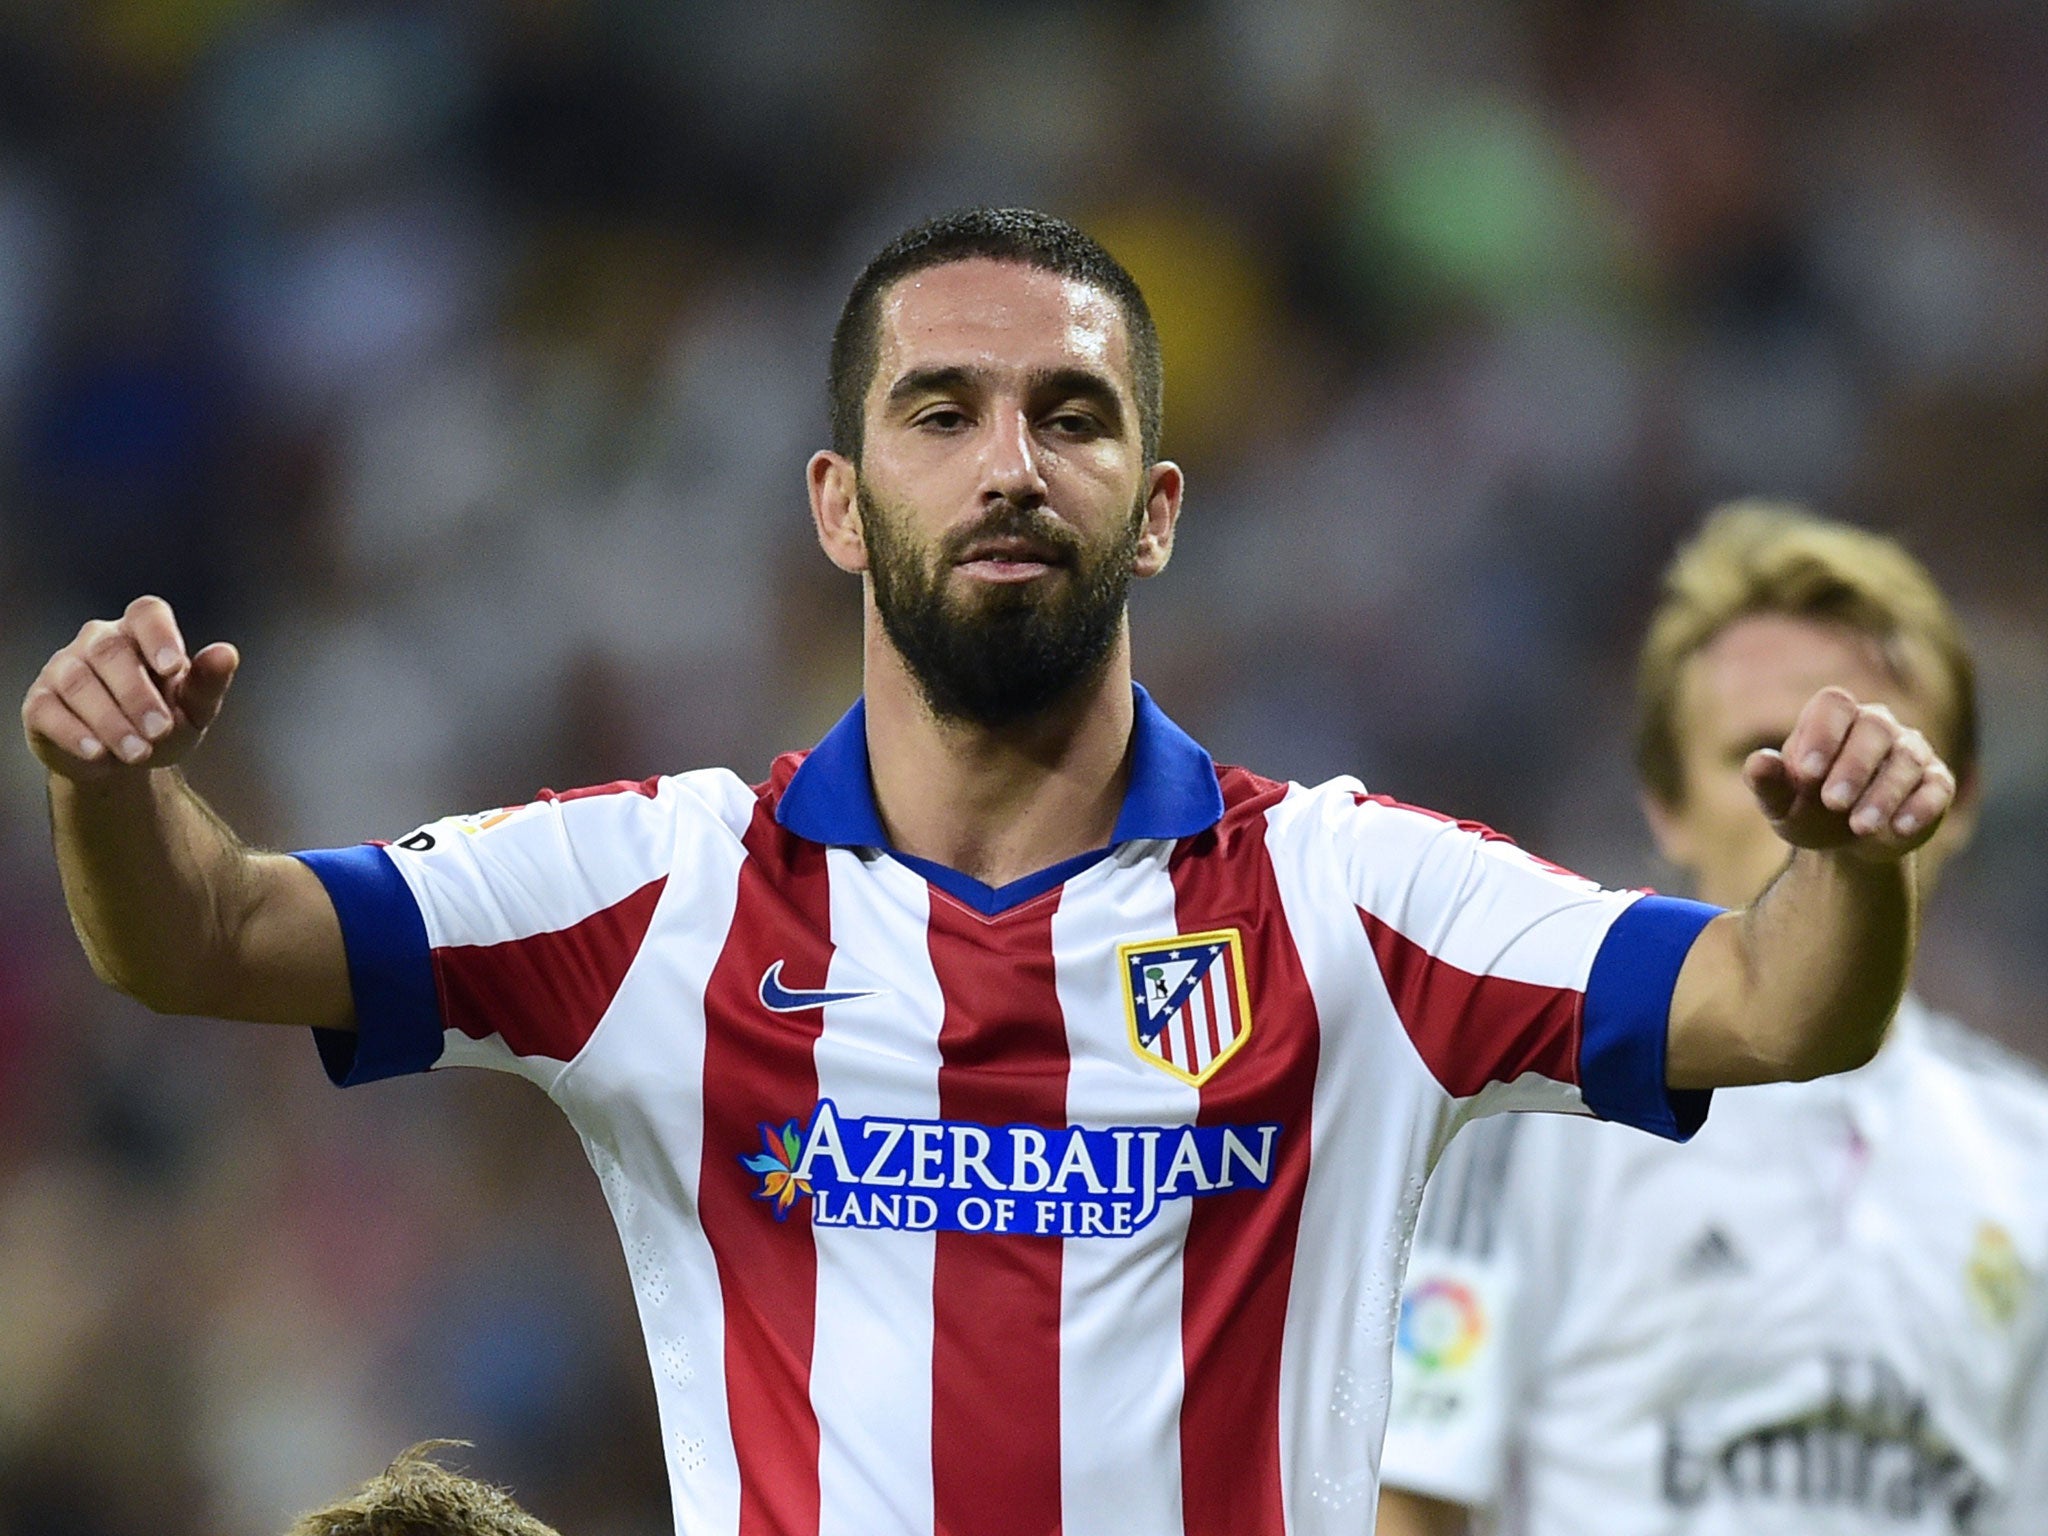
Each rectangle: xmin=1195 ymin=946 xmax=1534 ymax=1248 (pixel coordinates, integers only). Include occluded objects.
xmin=1046 ymin=412 xmax=1101 ymax=436
xmin=917 ymin=408 xmax=969 ymax=430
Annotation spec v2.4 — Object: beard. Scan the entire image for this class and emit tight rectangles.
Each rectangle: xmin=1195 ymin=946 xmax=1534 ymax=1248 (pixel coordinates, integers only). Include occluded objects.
xmin=861 ymin=484 xmax=1144 ymax=729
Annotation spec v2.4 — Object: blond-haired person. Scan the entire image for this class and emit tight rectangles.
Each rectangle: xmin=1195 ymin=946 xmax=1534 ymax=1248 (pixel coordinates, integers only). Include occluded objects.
xmin=1377 ymin=505 xmax=2048 ymax=1536
xmin=285 ymin=1443 xmax=559 ymax=1536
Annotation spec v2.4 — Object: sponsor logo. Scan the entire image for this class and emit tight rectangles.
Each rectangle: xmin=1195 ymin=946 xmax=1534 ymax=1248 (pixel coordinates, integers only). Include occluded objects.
xmin=1398 ymin=1278 xmax=1487 ymax=1372
xmin=756 ymin=961 xmax=888 ymax=1014
xmin=1120 ymin=929 xmax=1252 ymax=1086
xmin=740 ymin=1099 xmax=1283 ymax=1237
xmin=1675 ymin=1225 xmax=1748 ymax=1281
xmin=394 ymin=804 xmax=534 ymax=852
xmin=741 ymin=1120 xmax=812 ymax=1218
xmin=1661 ymin=1353 xmax=1989 ymax=1526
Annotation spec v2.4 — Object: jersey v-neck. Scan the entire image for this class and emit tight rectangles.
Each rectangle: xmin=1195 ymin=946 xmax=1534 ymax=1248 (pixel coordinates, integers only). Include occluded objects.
xmin=773 ymin=684 xmax=1226 ymax=916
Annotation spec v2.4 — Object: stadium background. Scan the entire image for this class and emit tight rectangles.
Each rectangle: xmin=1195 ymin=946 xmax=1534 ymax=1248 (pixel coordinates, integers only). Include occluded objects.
xmin=1 ymin=1 xmax=2044 ymax=1530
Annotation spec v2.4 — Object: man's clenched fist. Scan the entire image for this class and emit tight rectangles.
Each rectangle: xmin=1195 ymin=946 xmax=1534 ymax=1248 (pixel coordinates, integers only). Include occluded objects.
xmin=1745 ymin=685 xmax=1956 ymax=861
xmin=21 ymin=596 xmax=239 ymax=783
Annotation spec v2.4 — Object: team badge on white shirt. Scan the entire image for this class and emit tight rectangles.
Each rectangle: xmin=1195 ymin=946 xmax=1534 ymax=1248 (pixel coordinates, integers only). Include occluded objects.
xmin=1120 ymin=929 xmax=1252 ymax=1086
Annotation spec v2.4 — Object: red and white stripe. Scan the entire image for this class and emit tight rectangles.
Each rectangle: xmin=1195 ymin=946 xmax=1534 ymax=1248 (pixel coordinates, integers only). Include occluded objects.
xmin=810 ymin=849 xmax=941 ymax=1536
xmin=1053 ymin=842 xmax=1195 ymax=1536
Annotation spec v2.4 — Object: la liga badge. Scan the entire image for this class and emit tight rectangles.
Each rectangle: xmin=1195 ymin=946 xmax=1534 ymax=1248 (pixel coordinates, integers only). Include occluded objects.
xmin=1120 ymin=929 xmax=1253 ymax=1087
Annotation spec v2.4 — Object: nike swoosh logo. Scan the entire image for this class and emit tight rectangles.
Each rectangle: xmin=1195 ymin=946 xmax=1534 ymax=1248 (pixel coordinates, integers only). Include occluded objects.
xmin=758 ymin=960 xmax=887 ymax=1014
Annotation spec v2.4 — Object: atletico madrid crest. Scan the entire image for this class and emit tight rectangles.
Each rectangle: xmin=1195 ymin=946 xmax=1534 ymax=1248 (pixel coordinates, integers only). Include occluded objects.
xmin=1119 ymin=929 xmax=1254 ymax=1087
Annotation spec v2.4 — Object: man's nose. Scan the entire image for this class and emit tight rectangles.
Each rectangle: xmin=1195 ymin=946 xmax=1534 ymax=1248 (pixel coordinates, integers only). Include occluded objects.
xmin=981 ymin=408 xmax=1049 ymax=506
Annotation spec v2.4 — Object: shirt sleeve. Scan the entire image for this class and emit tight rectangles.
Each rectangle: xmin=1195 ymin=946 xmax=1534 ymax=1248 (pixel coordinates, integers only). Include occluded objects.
xmin=293 ymin=779 xmax=680 ymax=1090
xmin=1381 ymin=1116 xmax=1535 ymax=1508
xmin=1992 ymin=1278 xmax=2048 ymax=1535
xmin=1338 ymin=791 xmax=1718 ymax=1139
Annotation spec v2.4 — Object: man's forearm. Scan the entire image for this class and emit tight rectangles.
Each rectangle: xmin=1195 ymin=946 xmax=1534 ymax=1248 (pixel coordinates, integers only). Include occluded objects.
xmin=1669 ymin=848 xmax=1914 ymax=1088
xmin=49 ymin=768 xmax=346 ymax=1026
xmin=52 ymin=768 xmax=259 ymax=1012
xmin=1745 ymin=846 xmax=1913 ymax=1076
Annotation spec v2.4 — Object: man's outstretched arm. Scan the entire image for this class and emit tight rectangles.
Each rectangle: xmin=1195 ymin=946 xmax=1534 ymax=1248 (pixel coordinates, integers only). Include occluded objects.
xmin=22 ymin=595 xmax=352 ymax=1028
xmin=1666 ymin=685 xmax=1954 ymax=1088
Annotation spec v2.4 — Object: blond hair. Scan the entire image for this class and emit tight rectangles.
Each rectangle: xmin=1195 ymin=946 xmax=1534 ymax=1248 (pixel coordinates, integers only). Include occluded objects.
xmin=1636 ymin=500 xmax=1977 ymax=807
xmin=284 ymin=1443 xmax=561 ymax=1536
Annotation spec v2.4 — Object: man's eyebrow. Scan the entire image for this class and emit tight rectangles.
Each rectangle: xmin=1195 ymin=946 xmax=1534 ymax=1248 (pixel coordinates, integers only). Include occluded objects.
xmin=884 ymin=365 xmax=982 ymax=410
xmin=1028 ymin=367 xmax=1128 ymax=426
xmin=882 ymin=364 xmax=1130 ymax=427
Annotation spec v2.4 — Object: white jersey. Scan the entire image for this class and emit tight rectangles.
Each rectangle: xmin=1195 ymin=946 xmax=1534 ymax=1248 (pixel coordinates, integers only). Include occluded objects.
xmin=294 ymin=687 xmax=1717 ymax=1536
xmin=1382 ymin=997 xmax=2048 ymax=1536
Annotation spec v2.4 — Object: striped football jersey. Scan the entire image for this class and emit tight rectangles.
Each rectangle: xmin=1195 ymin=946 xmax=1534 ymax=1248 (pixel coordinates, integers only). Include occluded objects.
xmin=296 ymin=686 xmax=1716 ymax=1536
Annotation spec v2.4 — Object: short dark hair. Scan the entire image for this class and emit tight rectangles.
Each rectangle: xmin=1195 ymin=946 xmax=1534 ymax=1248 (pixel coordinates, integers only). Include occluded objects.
xmin=828 ymin=207 xmax=1164 ymax=464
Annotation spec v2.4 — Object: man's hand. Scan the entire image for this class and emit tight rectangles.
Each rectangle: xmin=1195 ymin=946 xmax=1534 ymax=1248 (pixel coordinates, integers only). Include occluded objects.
xmin=22 ymin=595 xmax=240 ymax=783
xmin=1670 ymin=683 xmax=1951 ymax=1088
xmin=1743 ymin=685 xmax=1955 ymax=861
xmin=26 ymin=596 xmax=348 ymax=1027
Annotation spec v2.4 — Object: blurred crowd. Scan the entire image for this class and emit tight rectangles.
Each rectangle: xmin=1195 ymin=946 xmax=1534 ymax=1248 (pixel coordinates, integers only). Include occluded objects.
xmin=1 ymin=1 xmax=2043 ymax=1532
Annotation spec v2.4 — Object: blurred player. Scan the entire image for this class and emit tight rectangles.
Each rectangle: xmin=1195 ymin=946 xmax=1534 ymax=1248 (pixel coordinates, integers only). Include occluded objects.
xmin=1376 ymin=504 xmax=2048 ymax=1536
xmin=25 ymin=212 xmax=1958 ymax=1536
xmin=285 ymin=1442 xmax=560 ymax=1536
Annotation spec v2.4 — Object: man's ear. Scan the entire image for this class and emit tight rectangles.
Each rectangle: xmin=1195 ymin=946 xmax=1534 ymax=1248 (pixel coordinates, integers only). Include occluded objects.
xmin=1642 ymin=789 xmax=1697 ymax=872
xmin=1133 ymin=460 xmax=1184 ymax=579
xmin=809 ymin=450 xmax=867 ymax=574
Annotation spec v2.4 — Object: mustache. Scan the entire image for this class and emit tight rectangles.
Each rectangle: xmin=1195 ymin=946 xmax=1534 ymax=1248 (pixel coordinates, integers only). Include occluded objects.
xmin=937 ymin=502 xmax=1085 ymax=566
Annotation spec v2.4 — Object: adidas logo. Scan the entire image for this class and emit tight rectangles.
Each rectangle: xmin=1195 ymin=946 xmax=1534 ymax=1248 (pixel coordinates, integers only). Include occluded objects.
xmin=1678 ymin=1225 xmax=1748 ymax=1280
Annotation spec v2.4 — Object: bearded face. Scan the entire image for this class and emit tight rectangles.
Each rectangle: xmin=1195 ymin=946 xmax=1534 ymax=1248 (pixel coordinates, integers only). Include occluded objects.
xmin=861 ymin=485 xmax=1144 ymax=728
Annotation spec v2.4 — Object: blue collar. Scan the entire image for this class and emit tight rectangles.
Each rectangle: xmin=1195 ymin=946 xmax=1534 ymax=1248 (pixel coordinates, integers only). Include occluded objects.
xmin=774 ymin=684 xmax=1224 ymax=914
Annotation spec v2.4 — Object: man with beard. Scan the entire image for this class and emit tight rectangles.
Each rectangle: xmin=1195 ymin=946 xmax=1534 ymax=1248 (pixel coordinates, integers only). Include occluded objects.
xmin=24 ymin=210 xmax=1960 ymax=1536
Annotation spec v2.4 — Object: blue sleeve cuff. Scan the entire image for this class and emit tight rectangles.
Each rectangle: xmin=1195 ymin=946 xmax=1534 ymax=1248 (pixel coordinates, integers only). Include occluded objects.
xmin=1580 ymin=894 xmax=1722 ymax=1141
xmin=293 ymin=845 xmax=445 ymax=1087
